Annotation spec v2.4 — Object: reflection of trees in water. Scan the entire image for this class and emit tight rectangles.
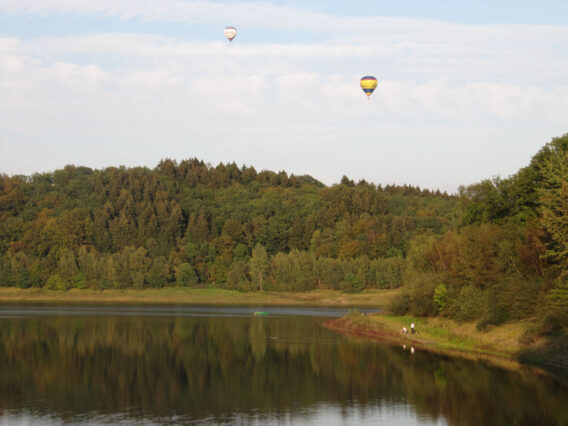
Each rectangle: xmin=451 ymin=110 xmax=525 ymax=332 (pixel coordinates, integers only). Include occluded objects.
xmin=0 ymin=316 xmax=566 ymax=425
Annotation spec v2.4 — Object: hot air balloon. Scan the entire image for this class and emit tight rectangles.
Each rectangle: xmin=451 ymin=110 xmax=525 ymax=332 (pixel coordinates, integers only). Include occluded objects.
xmin=360 ymin=76 xmax=378 ymax=99
xmin=224 ymin=26 xmax=238 ymax=42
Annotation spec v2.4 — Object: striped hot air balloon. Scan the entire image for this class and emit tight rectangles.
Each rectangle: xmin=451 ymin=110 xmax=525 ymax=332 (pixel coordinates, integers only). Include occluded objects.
xmin=224 ymin=26 xmax=238 ymax=42
xmin=360 ymin=76 xmax=378 ymax=99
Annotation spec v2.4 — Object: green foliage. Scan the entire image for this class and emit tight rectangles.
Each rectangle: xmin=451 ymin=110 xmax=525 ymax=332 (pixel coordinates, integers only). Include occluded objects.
xmin=175 ymin=263 xmax=198 ymax=287
xmin=459 ymin=179 xmax=510 ymax=224
xmin=476 ymin=301 xmax=509 ymax=332
xmin=249 ymin=244 xmax=269 ymax=292
xmin=233 ymin=243 xmax=249 ymax=260
xmin=534 ymin=280 xmax=568 ymax=335
xmin=226 ymin=261 xmax=250 ymax=290
xmin=537 ymin=145 xmax=568 ymax=277
xmin=340 ymin=272 xmax=362 ymax=293
xmin=270 ymin=250 xmax=313 ymax=291
xmin=46 ymin=273 xmax=68 ymax=291
xmin=445 ymin=286 xmax=487 ymax=322
xmin=0 ymin=159 xmax=455 ymax=291
xmin=389 ymin=289 xmax=411 ymax=316
xmin=433 ymin=283 xmax=447 ymax=312
xmin=404 ymin=273 xmax=439 ymax=317
xmin=147 ymin=256 xmax=170 ymax=288
xmin=367 ymin=256 xmax=406 ymax=289
xmin=3 ymin=251 xmax=40 ymax=288
xmin=73 ymin=273 xmax=88 ymax=289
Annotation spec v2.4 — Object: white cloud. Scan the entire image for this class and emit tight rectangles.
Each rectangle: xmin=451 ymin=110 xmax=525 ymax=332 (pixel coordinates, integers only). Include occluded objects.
xmin=1 ymin=0 xmax=329 ymax=30
xmin=3 ymin=0 xmax=568 ymax=46
xmin=1 ymin=3 xmax=567 ymax=191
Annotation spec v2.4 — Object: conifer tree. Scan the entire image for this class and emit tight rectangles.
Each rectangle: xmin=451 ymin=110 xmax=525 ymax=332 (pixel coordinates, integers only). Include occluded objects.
xmin=537 ymin=139 xmax=568 ymax=280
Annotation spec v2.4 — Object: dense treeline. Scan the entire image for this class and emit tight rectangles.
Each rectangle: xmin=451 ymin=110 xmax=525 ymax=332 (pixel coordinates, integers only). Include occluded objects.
xmin=1 ymin=134 xmax=567 ymax=336
xmin=0 ymin=158 xmax=453 ymax=294
xmin=391 ymin=134 xmax=568 ymax=337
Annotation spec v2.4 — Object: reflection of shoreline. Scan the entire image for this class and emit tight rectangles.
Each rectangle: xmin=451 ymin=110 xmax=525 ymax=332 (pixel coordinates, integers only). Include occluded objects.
xmin=2 ymin=311 xmax=567 ymax=425
xmin=323 ymin=313 xmax=554 ymax=374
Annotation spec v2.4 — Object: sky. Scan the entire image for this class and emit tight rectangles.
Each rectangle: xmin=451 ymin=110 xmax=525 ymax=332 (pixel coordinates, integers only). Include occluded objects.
xmin=1 ymin=0 xmax=567 ymax=193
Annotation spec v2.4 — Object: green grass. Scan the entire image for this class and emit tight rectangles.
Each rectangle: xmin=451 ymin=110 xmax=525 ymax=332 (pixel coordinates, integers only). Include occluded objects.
xmin=0 ymin=287 xmax=399 ymax=307
xmin=349 ymin=313 xmax=529 ymax=362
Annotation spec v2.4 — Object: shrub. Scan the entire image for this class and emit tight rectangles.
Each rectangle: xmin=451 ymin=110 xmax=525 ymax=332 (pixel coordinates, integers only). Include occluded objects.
xmin=477 ymin=277 xmax=544 ymax=331
xmin=433 ymin=283 xmax=448 ymax=312
xmin=445 ymin=285 xmax=487 ymax=322
xmin=46 ymin=273 xmax=68 ymax=291
xmin=389 ymin=289 xmax=411 ymax=315
xmin=477 ymin=305 xmax=509 ymax=331
xmin=238 ymin=280 xmax=252 ymax=292
xmin=408 ymin=275 xmax=438 ymax=317
xmin=73 ymin=273 xmax=88 ymax=289
xmin=175 ymin=263 xmax=198 ymax=287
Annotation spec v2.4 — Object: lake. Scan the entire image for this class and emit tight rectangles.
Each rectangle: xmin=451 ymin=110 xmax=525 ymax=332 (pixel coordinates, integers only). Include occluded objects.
xmin=0 ymin=304 xmax=567 ymax=425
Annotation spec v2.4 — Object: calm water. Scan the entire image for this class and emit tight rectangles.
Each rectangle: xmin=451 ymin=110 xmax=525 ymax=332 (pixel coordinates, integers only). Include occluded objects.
xmin=0 ymin=304 xmax=567 ymax=426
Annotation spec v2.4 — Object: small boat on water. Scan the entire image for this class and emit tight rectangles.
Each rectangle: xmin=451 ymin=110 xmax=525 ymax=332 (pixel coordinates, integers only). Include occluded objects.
xmin=254 ymin=311 xmax=268 ymax=316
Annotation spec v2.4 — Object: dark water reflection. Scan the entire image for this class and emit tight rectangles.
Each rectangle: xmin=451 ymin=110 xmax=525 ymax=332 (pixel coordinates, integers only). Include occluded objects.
xmin=0 ymin=304 xmax=566 ymax=425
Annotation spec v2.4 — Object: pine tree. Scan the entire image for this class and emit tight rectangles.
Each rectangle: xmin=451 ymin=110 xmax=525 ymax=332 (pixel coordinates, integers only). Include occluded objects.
xmin=538 ymin=149 xmax=568 ymax=279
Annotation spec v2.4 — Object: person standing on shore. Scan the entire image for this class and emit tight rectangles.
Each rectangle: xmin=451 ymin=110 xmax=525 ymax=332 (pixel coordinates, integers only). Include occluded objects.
xmin=411 ymin=323 xmax=415 ymax=334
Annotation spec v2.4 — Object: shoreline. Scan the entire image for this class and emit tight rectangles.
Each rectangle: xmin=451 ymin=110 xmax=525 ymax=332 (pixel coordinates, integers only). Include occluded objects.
xmin=0 ymin=287 xmax=398 ymax=307
xmin=3 ymin=287 xmax=565 ymax=375
xmin=323 ymin=311 xmax=568 ymax=375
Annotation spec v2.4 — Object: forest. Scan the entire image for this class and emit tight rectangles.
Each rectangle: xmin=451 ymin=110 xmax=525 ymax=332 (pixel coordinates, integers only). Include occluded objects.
xmin=0 ymin=134 xmax=566 ymax=337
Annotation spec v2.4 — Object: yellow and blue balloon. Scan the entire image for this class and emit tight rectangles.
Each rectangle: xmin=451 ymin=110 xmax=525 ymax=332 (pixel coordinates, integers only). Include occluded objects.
xmin=360 ymin=76 xmax=378 ymax=99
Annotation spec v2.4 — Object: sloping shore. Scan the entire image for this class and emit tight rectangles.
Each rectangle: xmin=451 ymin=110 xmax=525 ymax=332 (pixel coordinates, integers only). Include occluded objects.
xmin=324 ymin=311 xmax=568 ymax=374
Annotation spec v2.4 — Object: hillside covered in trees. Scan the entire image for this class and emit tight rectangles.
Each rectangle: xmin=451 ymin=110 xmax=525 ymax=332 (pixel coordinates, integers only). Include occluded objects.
xmin=1 ymin=134 xmax=567 ymax=337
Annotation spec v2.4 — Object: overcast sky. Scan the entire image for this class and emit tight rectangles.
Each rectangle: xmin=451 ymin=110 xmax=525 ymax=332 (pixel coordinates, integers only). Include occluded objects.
xmin=1 ymin=0 xmax=567 ymax=193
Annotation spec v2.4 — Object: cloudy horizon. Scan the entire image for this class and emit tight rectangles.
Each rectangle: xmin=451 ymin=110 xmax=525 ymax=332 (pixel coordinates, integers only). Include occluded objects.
xmin=1 ymin=0 xmax=567 ymax=192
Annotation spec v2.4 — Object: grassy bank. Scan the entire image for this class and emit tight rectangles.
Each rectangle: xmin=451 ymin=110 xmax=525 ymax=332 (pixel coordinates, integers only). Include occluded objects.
xmin=0 ymin=287 xmax=399 ymax=307
xmin=324 ymin=311 xmax=568 ymax=372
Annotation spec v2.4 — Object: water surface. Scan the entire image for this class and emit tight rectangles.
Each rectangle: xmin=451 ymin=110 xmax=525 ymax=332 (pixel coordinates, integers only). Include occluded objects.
xmin=0 ymin=304 xmax=566 ymax=425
